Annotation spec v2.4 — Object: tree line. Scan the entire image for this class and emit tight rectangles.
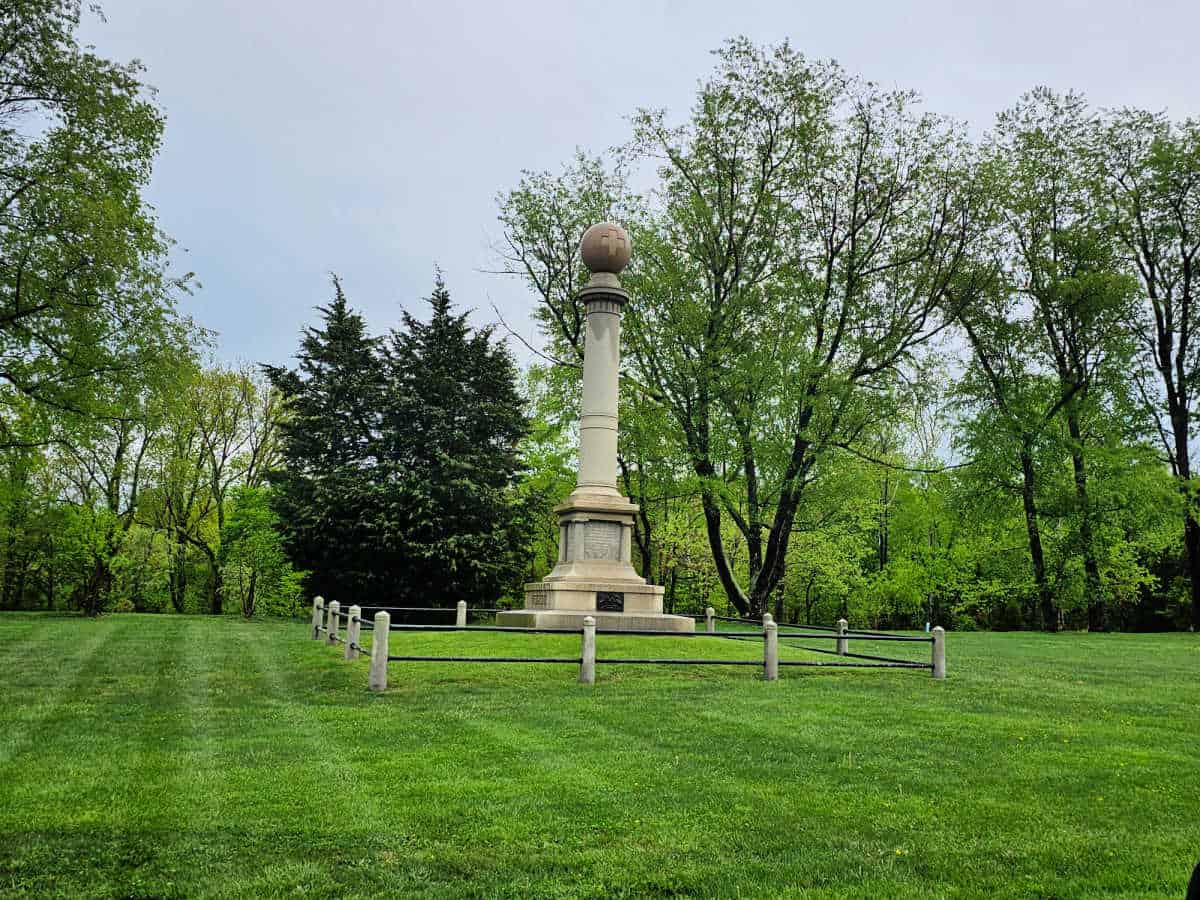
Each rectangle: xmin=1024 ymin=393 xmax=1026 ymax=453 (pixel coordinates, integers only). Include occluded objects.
xmin=2 ymin=8 xmax=1197 ymax=630
xmin=499 ymin=40 xmax=1199 ymax=631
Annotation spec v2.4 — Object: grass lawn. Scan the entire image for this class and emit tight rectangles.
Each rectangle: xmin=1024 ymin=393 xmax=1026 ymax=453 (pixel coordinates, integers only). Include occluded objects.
xmin=0 ymin=613 xmax=1196 ymax=898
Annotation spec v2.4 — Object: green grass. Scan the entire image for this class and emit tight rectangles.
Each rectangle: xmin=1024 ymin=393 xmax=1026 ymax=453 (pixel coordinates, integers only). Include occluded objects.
xmin=0 ymin=613 xmax=1196 ymax=898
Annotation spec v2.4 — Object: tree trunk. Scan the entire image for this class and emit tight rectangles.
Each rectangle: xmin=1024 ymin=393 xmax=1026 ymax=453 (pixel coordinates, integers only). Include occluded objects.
xmin=1065 ymin=412 xmax=1104 ymax=629
xmin=699 ymin=486 xmax=751 ymax=616
xmin=618 ymin=456 xmax=654 ymax=579
xmin=83 ymin=557 xmax=112 ymax=616
xmin=243 ymin=567 xmax=257 ymax=618
xmin=688 ymin=401 xmax=814 ymax=618
xmin=879 ymin=469 xmax=890 ymax=571
xmin=1185 ymin=514 xmax=1200 ymax=630
xmin=14 ymin=554 xmax=27 ymax=609
xmin=207 ymin=550 xmax=223 ymax=615
xmin=1 ymin=531 xmax=16 ymax=609
xmin=169 ymin=533 xmax=187 ymax=613
xmin=1167 ymin=408 xmax=1200 ymax=629
xmin=1019 ymin=445 xmax=1055 ymax=630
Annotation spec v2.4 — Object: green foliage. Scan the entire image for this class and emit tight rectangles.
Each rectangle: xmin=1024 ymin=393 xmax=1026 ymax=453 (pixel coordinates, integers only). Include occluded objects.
xmin=265 ymin=276 xmax=384 ymax=602
xmin=378 ymin=275 xmax=533 ymax=604
xmin=0 ymin=0 xmax=191 ymax=445
xmin=267 ymin=275 xmax=533 ymax=607
xmin=221 ymin=486 xmax=305 ymax=618
xmin=504 ymin=40 xmax=982 ymax=617
xmin=499 ymin=41 xmax=1198 ymax=632
xmin=497 ymin=152 xmax=628 ymax=362
xmin=515 ymin=368 xmax=576 ymax=582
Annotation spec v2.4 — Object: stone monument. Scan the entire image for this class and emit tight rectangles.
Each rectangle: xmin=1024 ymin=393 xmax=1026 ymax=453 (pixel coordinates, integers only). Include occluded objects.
xmin=498 ymin=223 xmax=695 ymax=633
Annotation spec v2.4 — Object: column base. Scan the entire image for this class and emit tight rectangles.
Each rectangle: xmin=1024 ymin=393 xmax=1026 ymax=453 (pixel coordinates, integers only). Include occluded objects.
xmin=496 ymin=609 xmax=696 ymax=633
xmin=498 ymin=579 xmax=696 ymax=633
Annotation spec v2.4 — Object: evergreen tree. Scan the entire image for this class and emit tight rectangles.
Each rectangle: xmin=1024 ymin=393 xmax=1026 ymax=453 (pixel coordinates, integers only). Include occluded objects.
xmin=264 ymin=275 xmax=385 ymax=601
xmin=376 ymin=275 xmax=531 ymax=605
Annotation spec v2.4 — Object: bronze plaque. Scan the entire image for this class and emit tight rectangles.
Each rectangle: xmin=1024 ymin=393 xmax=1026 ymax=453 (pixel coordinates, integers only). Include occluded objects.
xmin=597 ymin=591 xmax=624 ymax=612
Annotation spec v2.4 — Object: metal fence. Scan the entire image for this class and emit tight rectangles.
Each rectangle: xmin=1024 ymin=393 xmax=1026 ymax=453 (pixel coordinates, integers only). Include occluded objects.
xmin=308 ymin=598 xmax=947 ymax=689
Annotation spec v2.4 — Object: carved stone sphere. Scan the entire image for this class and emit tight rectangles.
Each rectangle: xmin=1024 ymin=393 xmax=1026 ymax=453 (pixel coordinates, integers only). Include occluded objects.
xmin=580 ymin=222 xmax=631 ymax=274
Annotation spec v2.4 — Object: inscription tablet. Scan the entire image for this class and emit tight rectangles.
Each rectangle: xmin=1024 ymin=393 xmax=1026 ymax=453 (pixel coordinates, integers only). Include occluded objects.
xmin=584 ymin=521 xmax=622 ymax=561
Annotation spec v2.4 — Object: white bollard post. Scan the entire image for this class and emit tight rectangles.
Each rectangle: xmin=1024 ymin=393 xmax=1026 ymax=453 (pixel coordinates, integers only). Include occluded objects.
xmin=345 ymin=604 xmax=361 ymax=660
xmin=326 ymin=600 xmax=340 ymax=646
xmin=932 ymin=626 xmax=946 ymax=680
xmin=456 ymin=600 xmax=467 ymax=628
xmin=764 ymin=614 xmax=778 ymax=681
xmin=579 ymin=616 xmax=596 ymax=685
xmin=836 ymin=618 xmax=848 ymax=656
xmin=705 ymin=606 xmax=715 ymax=634
xmin=369 ymin=611 xmax=390 ymax=691
xmin=311 ymin=596 xmax=324 ymax=640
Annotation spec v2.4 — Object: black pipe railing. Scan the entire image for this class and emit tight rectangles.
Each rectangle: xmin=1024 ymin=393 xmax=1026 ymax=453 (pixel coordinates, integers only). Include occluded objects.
xmin=387 ymin=624 xmax=585 ymax=635
xmin=331 ymin=606 xmax=500 ymax=628
xmin=317 ymin=601 xmax=942 ymax=679
xmin=596 ymin=658 xmax=760 ymax=666
xmin=388 ymin=655 xmax=579 ymax=664
xmin=780 ymin=660 xmax=930 ymax=669
xmin=775 ymin=629 xmax=931 ymax=643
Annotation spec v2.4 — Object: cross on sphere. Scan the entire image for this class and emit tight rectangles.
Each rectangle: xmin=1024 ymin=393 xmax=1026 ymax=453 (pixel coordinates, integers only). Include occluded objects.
xmin=580 ymin=222 xmax=632 ymax=274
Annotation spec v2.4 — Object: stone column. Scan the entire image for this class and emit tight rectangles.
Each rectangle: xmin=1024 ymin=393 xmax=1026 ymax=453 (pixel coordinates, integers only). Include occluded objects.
xmin=836 ymin=618 xmax=848 ymax=656
xmin=577 ymin=302 xmax=623 ymax=492
xmin=575 ymin=223 xmax=631 ymax=495
xmin=705 ymin=607 xmax=715 ymax=634
xmin=455 ymin=601 xmax=467 ymax=628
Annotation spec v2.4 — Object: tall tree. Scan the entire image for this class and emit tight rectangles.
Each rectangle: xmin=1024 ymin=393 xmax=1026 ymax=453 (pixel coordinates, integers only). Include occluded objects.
xmin=376 ymin=275 xmax=531 ymax=605
xmin=0 ymin=0 xmax=189 ymax=443
xmin=1093 ymin=110 xmax=1200 ymax=628
xmin=221 ymin=485 xmax=305 ymax=619
xmin=952 ymin=293 xmax=1068 ymax=629
xmin=264 ymin=275 xmax=385 ymax=602
xmin=144 ymin=366 xmax=280 ymax=613
xmin=56 ymin=384 xmax=160 ymax=615
xmin=983 ymin=89 xmax=1136 ymax=629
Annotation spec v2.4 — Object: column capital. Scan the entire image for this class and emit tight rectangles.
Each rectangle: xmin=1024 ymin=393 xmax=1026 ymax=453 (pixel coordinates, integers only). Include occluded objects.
xmin=579 ymin=280 xmax=629 ymax=307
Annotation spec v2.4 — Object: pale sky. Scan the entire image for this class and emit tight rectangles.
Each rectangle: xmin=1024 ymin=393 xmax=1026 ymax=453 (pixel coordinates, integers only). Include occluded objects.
xmin=80 ymin=0 xmax=1200 ymax=369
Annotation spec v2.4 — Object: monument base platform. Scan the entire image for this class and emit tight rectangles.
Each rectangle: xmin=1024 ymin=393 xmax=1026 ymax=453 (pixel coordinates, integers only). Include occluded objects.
xmin=496 ymin=608 xmax=696 ymax=633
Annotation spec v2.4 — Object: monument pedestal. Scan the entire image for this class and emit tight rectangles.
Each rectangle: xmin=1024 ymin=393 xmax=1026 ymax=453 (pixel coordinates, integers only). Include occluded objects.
xmin=497 ymin=490 xmax=694 ymax=633
xmin=497 ymin=607 xmax=695 ymax=633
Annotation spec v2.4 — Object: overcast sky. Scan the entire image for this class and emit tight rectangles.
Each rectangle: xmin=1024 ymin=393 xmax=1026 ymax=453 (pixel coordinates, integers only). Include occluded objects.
xmin=80 ymin=0 xmax=1199 ymax=370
